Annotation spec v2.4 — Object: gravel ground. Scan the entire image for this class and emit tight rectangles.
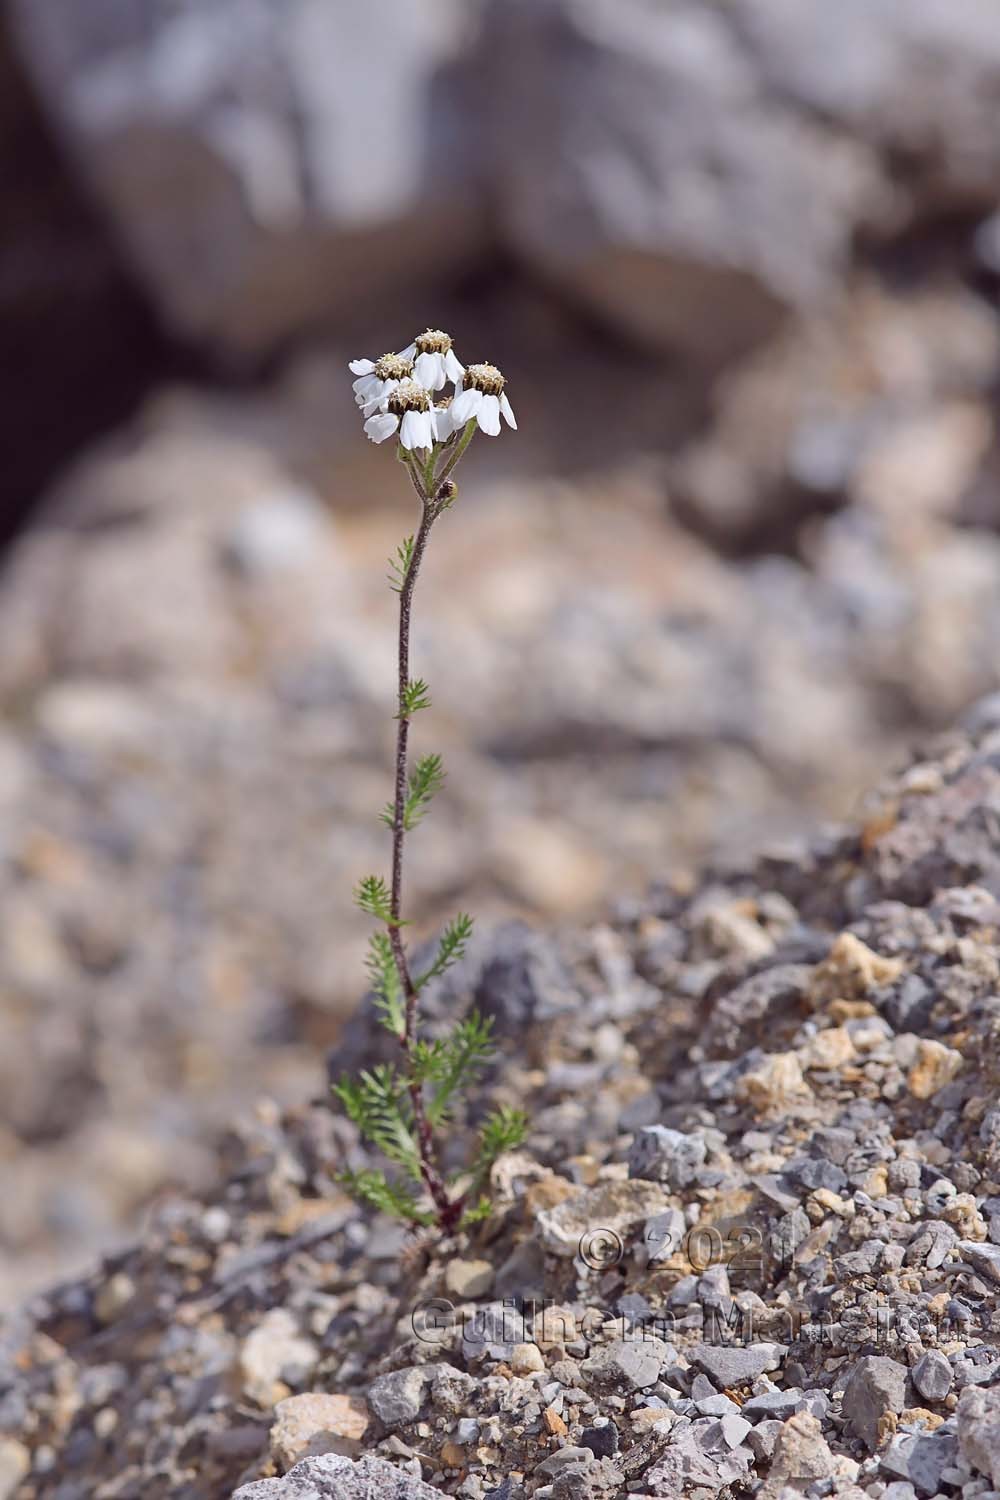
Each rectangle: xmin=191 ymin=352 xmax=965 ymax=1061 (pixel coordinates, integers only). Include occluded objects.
xmin=7 ymin=704 xmax=1000 ymax=1497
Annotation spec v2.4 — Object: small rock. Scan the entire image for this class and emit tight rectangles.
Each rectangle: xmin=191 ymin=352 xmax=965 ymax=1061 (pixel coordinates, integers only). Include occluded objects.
xmin=94 ymin=1272 xmax=136 ymax=1324
xmin=233 ymin=1453 xmax=445 ymax=1500
xmin=689 ymin=1342 xmax=785 ymax=1388
xmin=535 ymin=1447 xmax=594 ymax=1479
xmin=0 ymin=1441 xmax=29 ymax=1500
xmin=911 ymin=1350 xmax=953 ymax=1403
xmin=270 ymin=1394 xmax=371 ymax=1470
xmin=907 ymin=1039 xmax=964 ymax=1099
xmin=881 ymin=1428 xmax=959 ymax=1495
xmin=534 ymin=1180 xmax=667 ymax=1258
xmin=545 ymin=1406 xmax=568 ymax=1437
xmin=511 ymin=1343 xmax=545 ymax=1376
xmin=761 ymin=1413 xmax=835 ymax=1499
xmin=581 ymin=1422 xmax=619 ymax=1458
xmin=812 ymin=933 xmax=904 ymax=1003
xmin=958 ymin=1384 xmax=1000 ymax=1487
xmin=444 ymin=1259 xmax=495 ymax=1300
xmin=956 ymin=1240 xmax=1000 ymax=1284
xmin=842 ymin=1356 xmax=908 ymax=1451
xmin=367 ymin=1367 xmax=434 ymax=1427
xmin=736 ymin=1053 xmax=811 ymax=1114
xmin=440 ymin=1441 xmax=466 ymax=1469
xmin=241 ymin=1310 xmax=318 ymax=1404
xmin=742 ymin=1388 xmax=804 ymax=1420
xmin=582 ymin=1338 xmax=670 ymax=1392
xmin=720 ymin=1413 xmax=752 ymax=1448
xmin=628 ymin=1126 xmax=707 ymax=1189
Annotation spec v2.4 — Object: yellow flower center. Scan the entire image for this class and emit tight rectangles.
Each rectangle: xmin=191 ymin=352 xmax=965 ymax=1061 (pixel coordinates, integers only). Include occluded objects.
xmin=415 ymin=328 xmax=453 ymax=355
xmin=374 ymin=353 xmax=413 ymax=382
xmin=465 ymin=362 xmax=505 ymax=396
xmin=387 ymin=380 xmax=431 ymax=415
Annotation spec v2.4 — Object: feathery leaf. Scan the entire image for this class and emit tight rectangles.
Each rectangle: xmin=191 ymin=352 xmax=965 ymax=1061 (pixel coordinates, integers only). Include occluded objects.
xmin=333 ymin=1065 xmax=423 ymax=1181
xmin=354 ymin=874 xmax=393 ymax=923
xmin=365 ymin=931 xmax=404 ymax=1036
xmin=338 ymin=1168 xmax=433 ymax=1224
xmin=416 ymin=912 xmax=474 ymax=991
xmin=422 ymin=1011 xmax=496 ymax=1128
xmin=388 ymin=536 xmax=415 ymax=593
xmin=399 ymin=678 xmax=432 ymax=717
xmin=380 ymin=753 xmax=446 ymax=832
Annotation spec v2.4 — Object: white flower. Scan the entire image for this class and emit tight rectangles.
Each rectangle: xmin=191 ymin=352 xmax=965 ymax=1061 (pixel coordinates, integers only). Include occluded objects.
xmin=349 ymin=351 xmax=415 ymax=416
xmin=363 ymin=380 xmax=439 ymax=452
xmin=449 ymin=363 xmax=517 ymax=437
xmin=399 ymin=329 xmax=464 ymax=393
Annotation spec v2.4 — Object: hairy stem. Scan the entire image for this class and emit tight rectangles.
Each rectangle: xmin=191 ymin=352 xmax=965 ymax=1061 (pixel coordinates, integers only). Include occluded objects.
xmin=385 ymin=460 xmax=457 ymax=1229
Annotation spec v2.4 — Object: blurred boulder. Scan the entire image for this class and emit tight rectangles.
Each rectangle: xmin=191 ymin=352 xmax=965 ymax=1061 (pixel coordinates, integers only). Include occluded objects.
xmin=7 ymin=0 xmax=486 ymax=356
xmin=484 ymin=0 xmax=879 ymax=362
xmin=13 ymin=0 xmax=1000 ymax=369
xmin=487 ymin=0 xmax=1000 ymax=361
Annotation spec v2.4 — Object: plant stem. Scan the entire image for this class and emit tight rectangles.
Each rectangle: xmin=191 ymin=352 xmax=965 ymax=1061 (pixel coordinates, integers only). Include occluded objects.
xmin=386 ymin=459 xmax=457 ymax=1230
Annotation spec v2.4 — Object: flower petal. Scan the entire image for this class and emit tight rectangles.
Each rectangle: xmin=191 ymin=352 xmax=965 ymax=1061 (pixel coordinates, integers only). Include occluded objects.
xmin=353 ymin=374 xmax=380 ymax=401
xmin=450 ymin=387 xmax=481 ymax=425
xmin=398 ymin=343 xmax=416 ymax=361
xmin=414 ymin=351 xmax=446 ymax=390
xmin=444 ymin=350 xmax=465 ymax=384
xmin=349 ymin=358 xmax=375 ymax=375
xmin=434 ymin=404 xmax=457 ymax=440
xmin=499 ymin=392 xmax=518 ymax=430
xmin=400 ymin=410 xmax=433 ymax=451
xmin=361 ymin=379 xmax=399 ymax=416
xmin=364 ymin=412 xmax=399 ymax=444
xmin=477 ymin=393 xmax=501 ymax=436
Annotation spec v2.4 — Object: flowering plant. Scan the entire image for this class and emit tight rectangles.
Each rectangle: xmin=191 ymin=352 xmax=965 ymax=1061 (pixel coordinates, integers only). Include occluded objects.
xmin=334 ymin=330 xmax=525 ymax=1232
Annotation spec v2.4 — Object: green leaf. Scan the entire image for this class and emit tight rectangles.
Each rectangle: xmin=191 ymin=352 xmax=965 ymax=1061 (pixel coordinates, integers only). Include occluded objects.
xmin=423 ymin=1011 xmax=496 ymax=1128
xmin=399 ymin=678 xmax=432 ymax=717
xmin=416 ymin=913 xmax=474 ymax=991
xmin=388 ymin=536 xmax=415 ymax=593
xmin=467 ymin=1105 xmax=529 ymax=1196
xmin=381 ymin=754 xmax=446 ymax=832
xmin=404 ymin=753 xmax=445 ymax=829
xmin=338 ymin=1168 xmax=433 ymax=1225
xmin=354 ymin=874 xmax=393 ymax=923
xmin=365 ymin=932 xmax=404 ymax=1036
xmin=333 ymin=1065 xmax=423 ymax=1181
xmin=459 ymin=1195 xmax=493 ymax=1228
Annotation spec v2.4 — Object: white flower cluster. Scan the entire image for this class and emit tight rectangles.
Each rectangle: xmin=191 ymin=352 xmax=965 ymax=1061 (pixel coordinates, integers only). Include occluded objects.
xmin=349 ymin=329 xmax=517 ymax=452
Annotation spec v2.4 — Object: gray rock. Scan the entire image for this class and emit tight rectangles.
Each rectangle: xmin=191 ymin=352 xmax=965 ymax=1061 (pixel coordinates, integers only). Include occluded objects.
xmin=959 ymin=1385 xmax=1000 ymax=1487
xmin=485 ymin=0 xmax=879 ymax=362
xmin=911 ymin=1349 xmax=953 ymax=1403
xmin=842 ymin=1356 xmax=908 ymax=1451
xmin=367 ymin=1367 xmax=435 ymax=1427
xmin=581 ymin=1338 xmax=671 ymax=1392
xmin=957 ymin=1240 xmax=1000 ymax=1284
xmin=9 ymin=0 xmax=483 ymax=355
xmin=688 ymin=1342 xmax=785 ymax=1388
xmin=233 ymin=1454 xmax=444 ymax=1500
xmin=741 ymin=1388 xmax=804 ymax=1420
xmin=747 ymin=1419 xmax=784 ymax=1461
xmin=644 ymin=1417 xmax=753 ymax=1491
xmin=881 ymin=1429 xmax=959 ymax=1496
xmin=534 ymin=1180 xmax=667 ymax=1259
xmin=628 ymin=1126 xmax=707 ymax=1189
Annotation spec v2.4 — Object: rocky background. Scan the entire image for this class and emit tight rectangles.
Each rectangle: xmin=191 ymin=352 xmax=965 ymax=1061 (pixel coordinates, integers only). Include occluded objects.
xmin=3 ymin=0 xmax=1000 ymax=1312
xmin=8 ymin=701 xmax=1000 ymax=1500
